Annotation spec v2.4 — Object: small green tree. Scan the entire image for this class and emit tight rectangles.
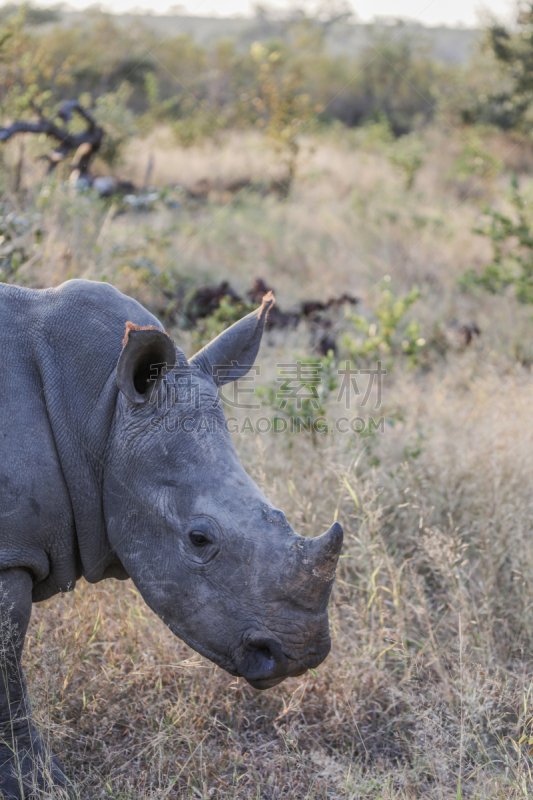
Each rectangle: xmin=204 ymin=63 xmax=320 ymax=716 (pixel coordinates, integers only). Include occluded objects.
xmin=256 ymin=354 xmax=338 ymax=441
xmin=0 ymin=10 xmax=137 ymax=177
xmin=452 ymin=131 xmax=501 ymax=181
xmin=88 ymin=85 xmax=137 ymax=168
xmin=343 ymin=282 xmax=425 ymax=367
xmin=462 ymin=3 xmax=533 ymax=133
xmin=461 ymin=175 xmax=533 ymax=303
xmin=340 ymin=31 xmax=440 ymax=135
xmin=0 ymin=7 xmax=73 ymax=120
xmin=387 ymin=132 xmax=427 ymax=190
xmin=247 ymin=40 xmax=320 ymax=196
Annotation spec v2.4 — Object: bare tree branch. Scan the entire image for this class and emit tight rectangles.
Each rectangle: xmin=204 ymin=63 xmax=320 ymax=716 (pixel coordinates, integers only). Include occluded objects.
xmin=0 ymin=100 xmax=104 ymax=175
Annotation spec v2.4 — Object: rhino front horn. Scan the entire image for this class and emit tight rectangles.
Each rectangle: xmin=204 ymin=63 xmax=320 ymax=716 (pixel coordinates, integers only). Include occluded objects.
xmin=308 ymin=522 xmax=344 ymax=582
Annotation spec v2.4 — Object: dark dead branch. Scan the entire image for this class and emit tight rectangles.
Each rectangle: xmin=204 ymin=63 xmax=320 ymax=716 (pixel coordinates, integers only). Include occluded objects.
xmin=0 ymin=100 xmax=104 ymax=176
xmin=176 ymin=277 xmax=359 ymax=355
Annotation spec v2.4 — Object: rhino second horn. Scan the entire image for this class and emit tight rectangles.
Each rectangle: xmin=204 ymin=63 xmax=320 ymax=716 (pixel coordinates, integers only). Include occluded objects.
xmin=307 ymin=522 xmax=344 ymax=582
xmin=288 ymin=522 xmax=343 ymax=613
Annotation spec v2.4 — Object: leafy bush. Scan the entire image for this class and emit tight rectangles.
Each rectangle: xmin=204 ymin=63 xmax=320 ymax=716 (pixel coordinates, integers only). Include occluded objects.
xmin=343 ymin=282 xmax=425 ymax=367
xmin=452 ymin=131 xmax=501 ymax=180
xmin=87 ymin=85 xmax=137 ymax=168
xmin=461 ymin=175 xmax=533 ymax=303
xmin=0 ymin=8 xmax=73 ymax=119
xmin=252 ymin=284 xmax=426 ymax=441
xmin=256 ymin=354 xmax=338 ymax=439
xmin=387 ymin=131 xmax=427 ymax=190
xmin=0 ymin=207 xmax=42 ymax=282
xmin=246 ymin=40 xmax=320 ymax=194
xmin=328 ymin=32 xmax=441 ymax=135
xmin=462 ymin=3 xmax=533 ymax=134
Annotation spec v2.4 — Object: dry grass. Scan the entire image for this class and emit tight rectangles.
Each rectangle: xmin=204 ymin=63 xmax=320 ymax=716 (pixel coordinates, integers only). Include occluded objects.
xmin=4 ymin=126 xmax=533 ymax=798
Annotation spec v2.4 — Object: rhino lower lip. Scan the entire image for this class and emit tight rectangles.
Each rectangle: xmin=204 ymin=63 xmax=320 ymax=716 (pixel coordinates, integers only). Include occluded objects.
xmin=246 ymin=667 xmax=309 ymax=691
xmin=246 ymin=676 xmax=286 ymax=690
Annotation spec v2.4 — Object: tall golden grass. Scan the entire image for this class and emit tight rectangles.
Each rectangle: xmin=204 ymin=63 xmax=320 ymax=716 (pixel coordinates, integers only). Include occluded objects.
xmin=4 ymin=126 xmax=533 ymax=797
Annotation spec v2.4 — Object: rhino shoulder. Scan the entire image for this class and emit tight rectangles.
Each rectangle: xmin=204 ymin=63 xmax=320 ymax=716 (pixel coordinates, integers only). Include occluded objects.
xmin=50 ymin=279 xmax=162 ymax=328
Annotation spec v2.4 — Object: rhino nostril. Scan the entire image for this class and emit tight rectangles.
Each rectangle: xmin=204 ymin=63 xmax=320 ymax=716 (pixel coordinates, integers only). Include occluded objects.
xmin=249 ymin=644 xmax=274 ymax=670
xmin=243 ymin=635 xmax=287 ymax=680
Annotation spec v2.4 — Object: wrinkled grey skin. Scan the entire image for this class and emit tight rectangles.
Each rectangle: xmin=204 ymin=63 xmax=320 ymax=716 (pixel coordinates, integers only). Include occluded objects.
xmin=0 ymin=279 xmax=342 ymax=798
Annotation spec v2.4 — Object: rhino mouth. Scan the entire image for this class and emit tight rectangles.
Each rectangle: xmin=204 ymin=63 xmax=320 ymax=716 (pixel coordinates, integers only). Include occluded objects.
xmin=235 ymin=632 xmax=327 ymax=690
xmin=167 ymin=623 xmax=327 ymax=689
xmin=245 ymin=667 xmax=308 ymax=691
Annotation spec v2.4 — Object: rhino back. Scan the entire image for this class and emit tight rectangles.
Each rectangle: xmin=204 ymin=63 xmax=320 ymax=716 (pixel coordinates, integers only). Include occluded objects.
xmin=0 ymin=280 xmax=161 ymax=600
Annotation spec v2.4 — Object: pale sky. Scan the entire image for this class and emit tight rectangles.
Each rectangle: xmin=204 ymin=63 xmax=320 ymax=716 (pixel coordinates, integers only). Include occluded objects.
xmin=63 ymin=0 xmax=516 ymax=28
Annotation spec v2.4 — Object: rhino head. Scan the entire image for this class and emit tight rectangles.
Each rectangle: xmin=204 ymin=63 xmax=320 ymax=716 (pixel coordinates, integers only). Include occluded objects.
xmin=104 ymin=293 xmax=343 ymax=689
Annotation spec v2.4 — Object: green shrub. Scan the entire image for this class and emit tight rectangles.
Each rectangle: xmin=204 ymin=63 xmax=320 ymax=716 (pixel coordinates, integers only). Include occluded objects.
xmin=452 ymin=131 xmax=501 ymax=180
xmin=255 ymin=354 xmax=338 ymax=439
xmin=461 ymin=3 xmax=533 ymax=135
xmin=461 ymin=175 xmax=533 ymax=303
xmin=387 ymin=131 xmax=427 ymax=190
xmin=87 ymin=85 xmax=137 ymax=168
xmin=329 ymin=32 xmax=441 ymax=135
xmin=0 ymin=207 xmax=43 ymax=283
xmin=343 ymin=282 xmax=425 ymax=367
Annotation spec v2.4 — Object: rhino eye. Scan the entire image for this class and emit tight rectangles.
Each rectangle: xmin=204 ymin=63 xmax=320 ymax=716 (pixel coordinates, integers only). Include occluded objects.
xmin=190 ymin=531 xmax=210 ymax=547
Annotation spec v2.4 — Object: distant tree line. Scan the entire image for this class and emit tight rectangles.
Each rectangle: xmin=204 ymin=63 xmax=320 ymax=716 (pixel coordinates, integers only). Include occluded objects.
xmin=0 ymin=3 xmax=449 ymax=146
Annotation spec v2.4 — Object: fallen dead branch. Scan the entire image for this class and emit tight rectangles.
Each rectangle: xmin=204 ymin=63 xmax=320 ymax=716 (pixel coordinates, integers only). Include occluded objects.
xmin=0 ymin=100 xmax=104 ymax=180
xmin=176 ymin=277 xmax=359 ymax=355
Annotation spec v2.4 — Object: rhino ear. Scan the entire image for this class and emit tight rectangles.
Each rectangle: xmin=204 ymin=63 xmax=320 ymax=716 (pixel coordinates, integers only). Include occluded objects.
xmin=117 ymin=322 xmax=177 ymax=404
xmin=189 ymin=292 xmax=274 ymax=386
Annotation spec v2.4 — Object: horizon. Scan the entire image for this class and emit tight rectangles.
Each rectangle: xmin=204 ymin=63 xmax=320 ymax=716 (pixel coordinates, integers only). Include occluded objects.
xmin=21 ymin=0 xmax=516 ymax=29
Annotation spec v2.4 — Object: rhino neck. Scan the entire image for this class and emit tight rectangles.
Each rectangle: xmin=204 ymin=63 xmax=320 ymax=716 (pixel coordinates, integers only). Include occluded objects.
xmin=32 ymin=280 xmax=162 ymax=584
